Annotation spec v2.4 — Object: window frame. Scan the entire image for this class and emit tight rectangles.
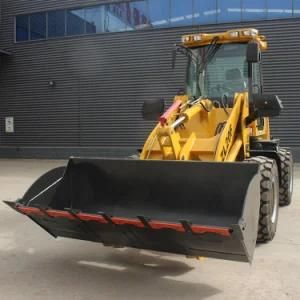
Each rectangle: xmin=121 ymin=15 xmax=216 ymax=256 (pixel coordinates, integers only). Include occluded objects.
xmin=267 ymin=0 xmax=293 ymax=20
xmin=193 ymin=0 xmax=218 ymax=25
xmin=169 ymin=0 xmax=193 ymax=28
xmin=14 ymin=0 xmax=300 ymax=44
xmin=29 ymin=12 xmax=47 ymax=41
xmin=84 ymin=6 xmax=105 ymax=34
xmin=127 ymin=1 xmax=150 ymax=30
xmin=146 ymin=0 xmax=170 ymax=28
xmin=47 ymin=9 xmax=67 ymax=39
xmin=241 ymin=0 xmax=268 ymax=21
xmin=66 ymin=8 xmax=86 ymax=36
xmin=15 ymin=14 xmax=30 ymax=43
xmin=217 ymin=0 xmax=242 ymax=24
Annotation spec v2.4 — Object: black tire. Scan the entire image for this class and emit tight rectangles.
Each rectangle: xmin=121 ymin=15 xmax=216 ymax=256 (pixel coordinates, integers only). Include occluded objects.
xmin=278 ymin=148 xmax=294 ymax=206
xmin=246 ymin=156 xmax=280 ymax=243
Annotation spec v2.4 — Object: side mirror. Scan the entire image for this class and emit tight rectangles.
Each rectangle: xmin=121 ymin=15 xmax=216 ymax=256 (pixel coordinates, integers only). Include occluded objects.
xmin=247 ymin=42 xmax=261 ymax=63
xmin=142 ymin=98 xmax=165 ymax=121
xmin=253 ymin=94 xmax=283 ymax=117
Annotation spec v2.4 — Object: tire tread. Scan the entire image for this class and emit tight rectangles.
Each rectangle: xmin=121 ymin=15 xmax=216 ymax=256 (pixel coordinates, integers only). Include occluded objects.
xmin=246 ymin=156 xmax=279 ymax=242
xmin=278 ymin=148 xmax=293 ymax=206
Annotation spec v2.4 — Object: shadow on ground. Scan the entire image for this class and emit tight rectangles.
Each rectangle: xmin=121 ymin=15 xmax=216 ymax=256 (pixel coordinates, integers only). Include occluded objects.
xmin=0 ymin=212 xmax=222 ymax=300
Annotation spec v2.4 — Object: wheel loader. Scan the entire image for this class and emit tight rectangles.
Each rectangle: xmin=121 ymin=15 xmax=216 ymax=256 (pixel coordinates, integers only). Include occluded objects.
xmin=5 ymin=28 xmax=294 ymax=263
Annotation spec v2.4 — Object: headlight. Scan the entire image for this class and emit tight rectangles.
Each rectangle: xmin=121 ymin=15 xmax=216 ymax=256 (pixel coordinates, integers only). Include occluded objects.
xmin=181 ymin=36 xmax=190 ymax=43
xmin=243 ymin=29 xmax=258 ymax=37
xmin=181 ymin=35 xmax=202 ymax=43
xmin=193 ymin=34 xmax=202 ymax=41
xmin=229 ymin=31 xmax=239 ymax=38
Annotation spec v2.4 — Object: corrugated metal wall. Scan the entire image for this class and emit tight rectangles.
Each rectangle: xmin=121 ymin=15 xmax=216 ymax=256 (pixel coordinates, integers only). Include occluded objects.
xmin=0 ymin=0 xmax=300 ymax=158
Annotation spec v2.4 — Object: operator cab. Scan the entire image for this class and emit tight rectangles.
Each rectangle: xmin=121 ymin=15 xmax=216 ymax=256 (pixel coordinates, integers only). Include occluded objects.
xmin=185 ymin=42 xmax=262 ymax=107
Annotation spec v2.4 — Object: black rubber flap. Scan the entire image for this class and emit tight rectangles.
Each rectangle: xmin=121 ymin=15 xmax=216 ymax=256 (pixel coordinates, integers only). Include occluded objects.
xmin=16 ymin=158 xmax=261 ymax=262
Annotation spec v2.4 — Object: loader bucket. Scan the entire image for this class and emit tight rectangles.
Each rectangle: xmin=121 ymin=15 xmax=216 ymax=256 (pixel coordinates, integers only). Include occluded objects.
xmin=5 ymin=157 xmax=260 ymax=263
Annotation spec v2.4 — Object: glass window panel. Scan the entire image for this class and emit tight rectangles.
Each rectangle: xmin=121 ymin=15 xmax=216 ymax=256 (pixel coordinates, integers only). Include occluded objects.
xmin=267 ymin=0 xmax=292 ymax=19
xmin=30 ymin=12 xmax=46 ymax=40
xmin=217 ymin=0 xmax=242 ymax=23
xmin=194 ymin=0 xmax=217 ymax=25
xmin=149 ymin=0 xmax=169 ymax=28
xmin=67 ymin=9 xmax=85 ymax=35
xmin=104 ymin=3 xmax=128 ymax=32
xmin=85 ymin=6 xmax=104 ymax=34
xmin=16 ymin=15 xmax=29 ymax=42
xmin=48 ymin=10 xmax=65 ymax=38
xmin=294 ymin=0 xmax=300 ymax=16
xmin=170 ymin=0 xmax=193 ymax=26
xmin=242 ymin=0 xmax=267 ymax=21
xmin=127 ymin=1 xmax=149 ymax=30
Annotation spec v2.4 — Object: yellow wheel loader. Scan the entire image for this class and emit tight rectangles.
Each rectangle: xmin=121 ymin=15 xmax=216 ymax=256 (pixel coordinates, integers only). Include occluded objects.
xmin=5 ymin=28 xmax=294 ymax=263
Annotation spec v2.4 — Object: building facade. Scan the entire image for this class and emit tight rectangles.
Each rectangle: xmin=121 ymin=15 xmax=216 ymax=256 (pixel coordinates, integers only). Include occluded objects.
xmin=0 ymin=0 xmax=300 ymax=159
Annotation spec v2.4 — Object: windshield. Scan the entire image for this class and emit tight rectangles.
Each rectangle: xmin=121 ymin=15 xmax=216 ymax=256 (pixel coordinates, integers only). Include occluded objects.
xmin=186 ymin=43 xmax=249 ymax=100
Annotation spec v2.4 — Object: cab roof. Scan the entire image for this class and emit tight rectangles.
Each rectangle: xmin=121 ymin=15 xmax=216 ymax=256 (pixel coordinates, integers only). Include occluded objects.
xmin=181 ymin=28 xmax=267 ymax=51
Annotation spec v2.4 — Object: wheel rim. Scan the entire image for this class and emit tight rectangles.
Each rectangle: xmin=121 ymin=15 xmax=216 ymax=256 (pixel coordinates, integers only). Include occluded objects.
xmin=271 ymin=177 xmax=279 ymax=224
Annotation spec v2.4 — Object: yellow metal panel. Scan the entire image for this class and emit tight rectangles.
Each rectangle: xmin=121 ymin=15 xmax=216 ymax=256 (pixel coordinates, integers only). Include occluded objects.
xmin=227 ymin=138 xmax=243 ymax=162
xmin=141 ymin=28 xmax=270 ymax=163
xmin=214 ymin=94 xmax=243 ymax=161
xmin=182 ymin=28 xmax=267 ymax=51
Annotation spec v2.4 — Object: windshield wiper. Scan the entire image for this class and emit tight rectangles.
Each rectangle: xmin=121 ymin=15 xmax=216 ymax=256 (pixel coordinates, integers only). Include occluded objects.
xmin=196 ymin=37 xmax=221 ymax=98
xmin=173 ymin=38 xmax=221 ymax=99
xmin=198 ymin=37 xmax=221 ymax=73
xmin=172 ymin=44 xmax=199 ymax=68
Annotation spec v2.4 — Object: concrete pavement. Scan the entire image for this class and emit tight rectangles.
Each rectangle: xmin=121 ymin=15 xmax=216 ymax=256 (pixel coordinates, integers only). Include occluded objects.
xmin=0 ymin=159 xmax=299 ymax=300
